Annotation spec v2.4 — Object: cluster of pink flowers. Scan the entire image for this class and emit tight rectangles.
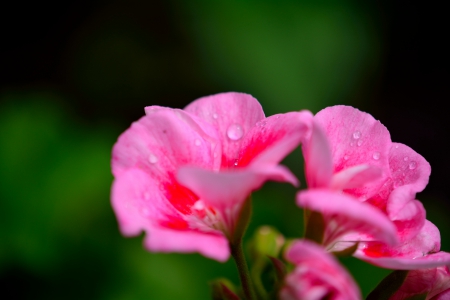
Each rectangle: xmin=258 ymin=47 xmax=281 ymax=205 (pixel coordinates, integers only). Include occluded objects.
xmin=111 ymin=92 xmax=450 ymax=300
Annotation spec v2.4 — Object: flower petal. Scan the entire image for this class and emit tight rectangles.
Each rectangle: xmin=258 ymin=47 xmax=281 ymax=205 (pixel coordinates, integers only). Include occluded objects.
xmin=388 ymin=142 xmax=431 ymax=194
xmin=281 ymin=239 xmax=361 ymax=300
xmin=314 ymin=105 xmax=391 ymax=198
xmin=302 ymin=119 xmax=333 ymax=188
xmin=330 ymin=164 xmax=382 ymax=191
xmin=184 ymin=92 xmax=265 ymax=168
xmin=239 ymin=111 xmax=313 ymax=168
xmin=111 ymin=168 xmax=188 ymax=236
xmin=144 ymin=226 xmax=229 ymax=262
xmin=356 ymin=220 xmax=450 ymax=270
xmin=297 ymin=189 xmax=398 ymax=247
xmin=387 ymin=186 xmax=426 ymax=240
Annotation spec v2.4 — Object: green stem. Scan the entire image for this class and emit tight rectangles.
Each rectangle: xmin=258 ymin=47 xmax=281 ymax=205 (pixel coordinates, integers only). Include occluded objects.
xmin=230 ymin=241 xmax=257 ymax=300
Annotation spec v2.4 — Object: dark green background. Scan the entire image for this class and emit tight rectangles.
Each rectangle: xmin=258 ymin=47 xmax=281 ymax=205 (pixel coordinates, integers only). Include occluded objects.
xmin=1 ymin=1 xmax=448 ymax=299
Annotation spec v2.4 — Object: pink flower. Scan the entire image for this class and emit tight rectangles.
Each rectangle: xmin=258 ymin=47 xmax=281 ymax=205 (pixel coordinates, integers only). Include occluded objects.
xmin=280 ymin=240 xmax=361 ymax=300
xmin=300 ymin=105 xmax=450 ymax=269
xmin=297 ymin=106 xmax=399 ymax=249
xmin=111 ymin=92 xmax=313 ymax=261
xmin=389 ymin=266 xmax=450 ymax=300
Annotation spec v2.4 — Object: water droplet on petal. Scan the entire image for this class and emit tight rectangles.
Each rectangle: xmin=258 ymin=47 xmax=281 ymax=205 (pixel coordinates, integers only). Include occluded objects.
xmin=344 ymin=155 xmax=349 ymax=160
xmin=233 ymin=159 xmax=239 ymax=167
xmin=192 ymin=200 xmax=205 ymax=210
xmin=395 ymin=145 xmax=399 ymax=149
xmin=350 ymin=142 xmax=355 ymax=147
xmin=357 ymin=140 xmax=363 ymax=146
xmin=212 ymin=113 xmax=218 ymax=119
xmin=403 ymin=156 xmax=409 ymax=161
xmin=372 ymin=152 xmax=380 ymax=160
xmin=409 ymin=161 xmax=417 ymax=170
xmin=195 ymin=139 xmax=201 ymax=146
xmin=148 ymin=154 xmax=158 ymax=164
xmin=227 ymin=124 xmax=244 ymax=141
xmin=353 ymin=131 xmax=361 ymax=139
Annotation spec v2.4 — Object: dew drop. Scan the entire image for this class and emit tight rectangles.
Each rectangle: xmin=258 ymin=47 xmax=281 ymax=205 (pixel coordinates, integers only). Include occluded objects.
xmin=372 ymin=152 xmax=380 ymax=160
xmin=344 ymin=155 xmax=349 ymax=160
xmin=353 ymin=131 xmax=361 ymax=139
xmin=357 ymin=140 xmax=363 ymax=146
xmin=350 ymin=142 xmax=355 ymax=147
xmin=394 ymin=179 xmax=404 ymax=188
xmin=195 ymin=139 xmax=201 ymax=146
xmin=395 ymin=145 xmax=399 ymax=149
xmin=212 ymin=113 xmax=218 ymax=119
xmin=192 ymin=200 xmax=205 ymax=210
xmin=227 ymin=124 xmax=244 ymax=141
xmin=409 ymin=161 xmax=417 ymax=170
xmin=148 ymin=154 xmax=158 ymax=164
xmin=233 ymin=159 xmax=239 ymax=167
xmin=403 ymin=156 xmax=409 ymax=161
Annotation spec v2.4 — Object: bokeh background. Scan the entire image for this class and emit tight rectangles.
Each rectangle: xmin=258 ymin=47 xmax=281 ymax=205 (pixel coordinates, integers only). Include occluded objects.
xmin=1 ymin=0 xmax=448 ymax=299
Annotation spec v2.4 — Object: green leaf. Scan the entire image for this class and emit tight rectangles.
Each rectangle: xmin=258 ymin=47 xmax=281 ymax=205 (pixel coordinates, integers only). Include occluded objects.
xmin=366 ymin=270 xmax=409 ymax=300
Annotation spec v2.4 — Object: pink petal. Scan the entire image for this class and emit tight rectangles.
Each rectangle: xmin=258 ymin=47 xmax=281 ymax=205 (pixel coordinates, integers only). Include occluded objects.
xmin=297 ymin=190 xmax=398 ymax=247
xmin=388 ymin=142 xmax=431 ymax=194
xmin=239 ymin=111 xmax=313 ymax=169
xmin=356 ymin=220 xmax=450 ymax=270
xmin=184 ymin=92 xmax=265 ymax=168
xmin=314 ymin=105 xmax=391 ymax=199
xmin=302 ymin=120 xmax=333 ymax=188
xmin=177 ymin=164 xmax=297 ymax=210
xmin=144 ymin=226 xmax=229 ymax=262
xmin=387 ymin=186 xmax=426 ymax=240
xmin=112 ymin=109 xmax=221 ymax=213
xmin=111 ymin=168 xmax=188 ymax=236
xmin=330 ymin=164 xmax=382 ymax=191
xmin=281 ymin=240 xmax=361 ymax=300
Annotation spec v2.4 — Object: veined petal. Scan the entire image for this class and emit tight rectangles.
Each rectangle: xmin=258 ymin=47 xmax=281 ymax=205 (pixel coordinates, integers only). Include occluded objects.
xmin=389 ymin=142 xmax=431 ymax=194
xmin=302 ymin=120 xmax=333 ymax=188
xmin=239 ymin=110 xmax=313 ymax=168
xmin=356 ymin=220 xmax=450 ymax=270
xmin=184 ymin=92 xmax=265 ymax=168
xmin=330 ymin=164 xmax=382 ymax=191
xmin=297 ymin=190 xmax=398 ymax=247
xmin=144 ymin=226 xmax=229 ymax=262
xmin=112 ymin=169 xmax=187 ymax=236
xmin=387 ymin=186 xmax=426 ymax=240
xmin=314 ymin=105 xmax=391 ymax=198
xmin=112 ymin=109 xmax=221 ymax=177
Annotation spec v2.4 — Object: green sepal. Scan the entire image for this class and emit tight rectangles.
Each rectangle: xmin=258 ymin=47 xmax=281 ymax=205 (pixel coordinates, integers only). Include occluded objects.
xmin=332 ymin=242 xmax=359 ymax=257
xmin=231 ymin=196 xmax=252 ymax=245
xmin=304 ymin=211 xmax=325 ymax=244
xmin=210 ymin=278 xmax=241 ymax=300
xmin=366 ymin=270 xmax=409 ymax=300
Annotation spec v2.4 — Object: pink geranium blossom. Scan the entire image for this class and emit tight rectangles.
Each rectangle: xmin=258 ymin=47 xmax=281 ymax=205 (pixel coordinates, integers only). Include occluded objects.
xmin=301 ymin=105 xmax=450 ymax=269
xmin=280 ymin=239 xmax=361 ymax=300
xmin=389 ymin=266 xmax=450 ymax=300
xmin=297 ymin=106 xmax=399 ymax=249
xmin=111 ymin=92 xmax=312 ymax=261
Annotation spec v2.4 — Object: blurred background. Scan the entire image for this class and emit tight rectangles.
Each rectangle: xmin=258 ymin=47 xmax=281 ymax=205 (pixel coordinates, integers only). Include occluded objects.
xmin=1 ymin=0 xmax=448 ymax=299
